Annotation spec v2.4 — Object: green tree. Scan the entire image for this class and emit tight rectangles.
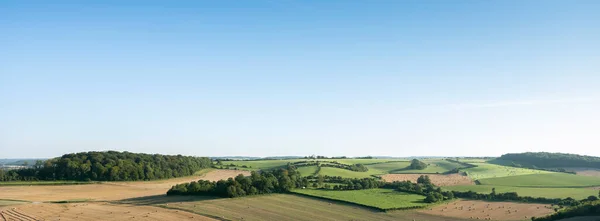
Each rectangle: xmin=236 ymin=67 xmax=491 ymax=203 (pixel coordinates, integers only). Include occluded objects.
xmin=417 ymin=175 xmax=432 ymax=185
xmin=317 ymin=174 xmax=324 ymax=187
xmin=409 ymin=159 xmax=428 ymax=170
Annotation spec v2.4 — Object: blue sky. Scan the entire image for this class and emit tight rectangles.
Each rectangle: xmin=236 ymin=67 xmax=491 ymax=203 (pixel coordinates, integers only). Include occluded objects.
xmin=1 ymin=0 xmax=599 ymax=158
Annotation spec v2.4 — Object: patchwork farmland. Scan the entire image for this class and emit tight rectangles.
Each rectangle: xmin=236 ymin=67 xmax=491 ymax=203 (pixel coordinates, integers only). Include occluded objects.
xmin=2 ymin=152 xmax=600 ymax=221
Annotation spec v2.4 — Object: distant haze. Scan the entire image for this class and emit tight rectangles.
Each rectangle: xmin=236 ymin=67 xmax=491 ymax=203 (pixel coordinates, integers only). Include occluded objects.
xmin=1 ymin=1 xmax=599 ymax=158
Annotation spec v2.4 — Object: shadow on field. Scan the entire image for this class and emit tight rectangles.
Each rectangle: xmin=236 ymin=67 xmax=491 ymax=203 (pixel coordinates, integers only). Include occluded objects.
xmin=117 ymin=194 xmax=219 ymax=205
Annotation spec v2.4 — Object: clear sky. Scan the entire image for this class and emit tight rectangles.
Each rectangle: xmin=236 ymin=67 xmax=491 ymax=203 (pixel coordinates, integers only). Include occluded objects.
xmin=1 ymin=0 xmax=599 ymax=158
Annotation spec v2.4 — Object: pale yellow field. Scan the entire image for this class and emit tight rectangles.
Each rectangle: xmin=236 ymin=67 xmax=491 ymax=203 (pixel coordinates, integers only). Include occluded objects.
xmin=381 ymin=173 xmax=475 ymax=186
xmin=0 ymin=202 xmax=215 ymax=221
xmin=420 ymin=200 xmax=555 ymax=221
xmin=0 ymin=169 xmax=250 ymax=202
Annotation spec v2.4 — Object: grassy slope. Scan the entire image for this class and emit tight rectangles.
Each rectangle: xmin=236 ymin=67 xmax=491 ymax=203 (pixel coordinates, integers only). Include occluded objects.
xmin=462 ymin=163 xmax=553 ymax=180
xmin=161 ymin=194 xmax=458 ymax=221
xmin=219 ymin=159 xmax=306 ymax=170
xmin=297 ymin=166 xmax=319 ymax=177
xmin=443 ymin=185 xmax=598 ymax=200
xmin=318 ymin=167 xmax=379 ymax=178
xmin=291 ymin=188 xmax=428 ymax=210
xmin=221 ymin=159 xmax=408 ymax=171
xmin=478 ymin=173 xmax=600 ymax=187
xmin=334 ymin=159 xmax=405 ymax=165
xmin=366 ymin=161 xmax=411 ymax=174
xmin=392 ymin=160 xmax=463 ymax=174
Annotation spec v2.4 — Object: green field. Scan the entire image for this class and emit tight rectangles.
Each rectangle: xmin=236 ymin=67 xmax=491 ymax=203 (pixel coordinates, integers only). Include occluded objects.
xmin=478 ymin=173 xmax=600 ymax=187
xmin=365 ymin=161 xmax=411 ymax=174
xmin=318 ymin=167 xmax=378 ymax=178
xmin=291 ymin=188 xmax=428 ymax=210
xmin=0 ymin=199 xmax=28 ymax=207
xmin=443 ymin=185 xmax=598 ymax=200
xmin=219 ymin=159 xmax=306 ymax=170
xmin=161 ymin=194 xmax=461 ymax=221
xmin=219 ymin=159 xmax=407 ymax=172
xmin=0 ymin=181 xmax=95 ymax=186
xmin=462 ymin=163 xmax=552 ymax=180
xmin=297 ymin=166 xmax=319 ymax=176
xmin=391 ymin=160 xmax=463 ymax=174
xmin=456 ymin=159 xmax=488 ymax=163
xmin=334 ymin=159 xmax=406 ymax=165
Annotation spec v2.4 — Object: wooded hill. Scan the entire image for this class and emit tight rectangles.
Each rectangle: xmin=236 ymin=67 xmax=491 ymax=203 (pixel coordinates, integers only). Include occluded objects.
xmin=0 ymin=151 xmax=211 ymax=181
xmin=498 ymin=152 xmax=600 ymax=169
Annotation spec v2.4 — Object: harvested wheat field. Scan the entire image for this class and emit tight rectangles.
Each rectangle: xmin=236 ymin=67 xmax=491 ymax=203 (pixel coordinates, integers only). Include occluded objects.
xmin=0 ymin=202 xmax=215 ymax=221
xmin=419 ymin=200 xmax=555 ymax=221
xmin=0 ymin=169 xmax=249 ymax=202
xmin=381 ymin=173 xmax=474 ymax=186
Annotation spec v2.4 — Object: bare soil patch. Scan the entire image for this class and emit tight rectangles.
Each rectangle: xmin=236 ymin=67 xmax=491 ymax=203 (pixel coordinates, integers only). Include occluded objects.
xmin=419 ymin=200 xmax=555 ymax=221
xmin=0 ymin=169 xmax=249 ymax=202
xmin=0 ymin=202 xmax=215 ymax=221
xmin=381 ymin=173 xmax=474 ymax=186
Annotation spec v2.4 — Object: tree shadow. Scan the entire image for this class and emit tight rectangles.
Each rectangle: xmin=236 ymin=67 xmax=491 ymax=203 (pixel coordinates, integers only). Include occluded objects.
xmin=117 ymin=194 xmax=219 ymax=205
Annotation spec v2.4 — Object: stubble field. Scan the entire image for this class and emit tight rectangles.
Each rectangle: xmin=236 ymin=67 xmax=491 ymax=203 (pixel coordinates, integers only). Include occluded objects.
xmin=420 ymin=200 xmax=555 ymax=221
xmin=0 ymin=202 xmax=215 ymax=221
xmin=0 ymin=169 xmax=250 ymax=202
xmin=381 ymin=173 xmax=475 ymax=186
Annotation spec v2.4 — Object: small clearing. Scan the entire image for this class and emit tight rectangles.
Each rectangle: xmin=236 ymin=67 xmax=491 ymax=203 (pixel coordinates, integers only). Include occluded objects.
xmin=0 ymin=202 xmax=215 ymax=221
xmin=381 ymin=174 xmax=474 ymax=186
xmin=419 ymin=200 xmax=555 ymax=221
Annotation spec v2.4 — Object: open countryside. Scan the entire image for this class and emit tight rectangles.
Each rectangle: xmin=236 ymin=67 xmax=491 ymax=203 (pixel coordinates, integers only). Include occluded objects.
xmin=3 ymin=1 xmax=600 ymax=220
xmin=2 ymin=151 xmax=600 ymax=220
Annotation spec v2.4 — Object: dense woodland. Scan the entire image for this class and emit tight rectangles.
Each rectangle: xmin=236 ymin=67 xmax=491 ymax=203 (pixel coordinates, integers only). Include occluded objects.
xmin=0 ymin=151 xmax=211 ymax=181
xmin=167 ymin=166 xmax=306 ymax=197
xmin=499 ymin=152 xmax=600 ymax=169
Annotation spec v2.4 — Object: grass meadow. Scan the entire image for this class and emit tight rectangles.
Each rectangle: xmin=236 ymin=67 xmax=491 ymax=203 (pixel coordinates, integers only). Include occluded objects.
xmin=461 ymin=163 xmax=553 ymax=180
xmin=477 ymin=173 xmax=600 ymax=187
xmin=291 ymin=188 xmax=428 ymax=210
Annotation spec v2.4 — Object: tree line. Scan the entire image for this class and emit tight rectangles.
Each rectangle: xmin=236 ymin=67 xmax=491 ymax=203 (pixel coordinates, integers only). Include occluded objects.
xmin=306 ymin=175 xmax=383 ymax=190
xmin=292 ymin=161 xmax=368 ymax=172
xmin=0 ymin=151 xmax=212 ymax=181
xmin=382 ymin=175 xmax=455 ymax=203
xmin=167 ymin=166 xmax=307 ymax=198
xmin=532 ymin=200 xmax=600 ymax=221
xmin=499 ymin=152 xmax=600 ymax=169
xmin=450 ymin=188 xmax=598 ymax=207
